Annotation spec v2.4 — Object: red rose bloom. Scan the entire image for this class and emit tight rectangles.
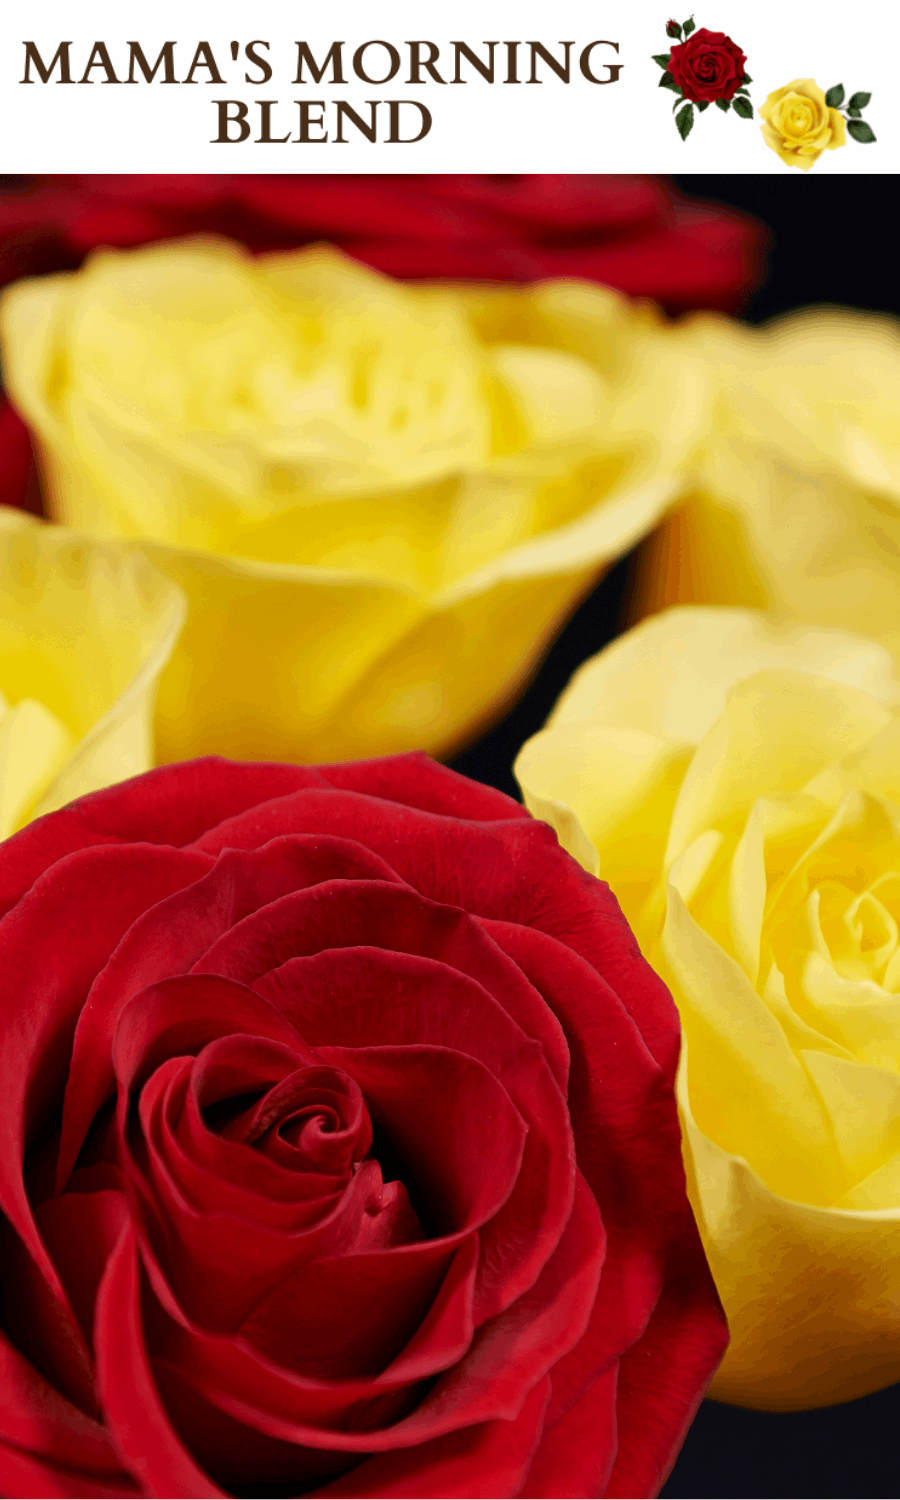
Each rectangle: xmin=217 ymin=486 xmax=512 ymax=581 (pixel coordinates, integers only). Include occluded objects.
xmin=0 ymin=755 xmax=726 ymax=1498
xmin=0 ymin=174 xmax=763 ymax=314
xmin=667 ymin=29 xmax=747 ymax=103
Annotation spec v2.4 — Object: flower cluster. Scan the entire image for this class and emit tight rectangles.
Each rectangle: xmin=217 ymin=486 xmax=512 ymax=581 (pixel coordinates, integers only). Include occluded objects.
xmin=1 ymin=170 xmax=900 ymax=1499
xmin=653 ymin=17 xmax=753 ymax=140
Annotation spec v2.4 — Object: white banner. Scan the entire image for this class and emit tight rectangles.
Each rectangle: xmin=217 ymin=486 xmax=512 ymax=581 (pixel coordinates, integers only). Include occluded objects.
xmin=1 ymin=0 xmax=895 ymax=172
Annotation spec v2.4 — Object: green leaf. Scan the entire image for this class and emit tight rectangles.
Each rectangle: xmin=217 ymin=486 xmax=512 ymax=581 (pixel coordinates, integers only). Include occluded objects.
xmin=732 ymin=95 xmax=754 ymax=119
xmin=697 ymin=99 xmax=710 ymax=111
xmin=740 ymin=73 xmax=753 ymax=84
xmin=825 ymin=84 xmax=845 ymax=107
xmin=735 ymin=86 xmax=750 ymax=95
xmin=659 ymin=70 xmax=680 ymax=91
xmin=848 ymin=119 xmax=876 ymax=142
xmin=848 ymin=91 xmax=872 ymax=110
xmin=676 ymin=103 xmax=694 ymax=139
xmin=848 ymin=105 xmax=862 ymax=118
xmin=715 ymin=97 xmax=730 ymax=111
xmin=652 ymin=53 xmax=672 ymax=68
xmin=683 ymin=16 xmax=696 ymax=35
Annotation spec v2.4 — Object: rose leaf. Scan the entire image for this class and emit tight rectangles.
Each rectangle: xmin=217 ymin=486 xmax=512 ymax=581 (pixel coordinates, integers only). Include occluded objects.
xmin=716 ymin=98 xmax=731 ymax=112
xmin=825 ymin=83 xmax=845 ymax=107
xmin=652 ymin=53 xmax=673 ymax=68
xmin=683 ymin=17 xmax=696 ymax=36
xmin=697 ymin=99 xmax=710 ymax=111
xmin=741 ymin=73 xmax=753 ymax=84
xmin=848 ymin=91 xmax=872 ymax=109
xmin=676 ymin=103 xmax=694 ymax=139
xmin=848 ymin=119 xmax=877 ymax=142
xmin=732 ymin=96 xmax=755 ymax=119
xmin=848 ymin=105 xmax=862 ymax=117
xmin=659 ymin=70 xmax=681 ymax=91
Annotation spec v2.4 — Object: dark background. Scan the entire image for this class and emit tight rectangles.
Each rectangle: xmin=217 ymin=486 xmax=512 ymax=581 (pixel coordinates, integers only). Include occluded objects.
xmin=451 ymin=176 xmax=900 ymax=1499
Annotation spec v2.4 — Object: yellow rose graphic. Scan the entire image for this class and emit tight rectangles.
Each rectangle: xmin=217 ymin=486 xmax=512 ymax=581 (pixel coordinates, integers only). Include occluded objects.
xmin=759 ymin=79 xmax=846 ymax=169
xmin=0 ymin=240 xmax=703 ymax=766
xmin=0 ymin=509 xmax=184 ymax=834
xmin=516 ymin=606 xmax=900 ymax=1408
xmin=629 ymin=307 xmax=900 ymax=660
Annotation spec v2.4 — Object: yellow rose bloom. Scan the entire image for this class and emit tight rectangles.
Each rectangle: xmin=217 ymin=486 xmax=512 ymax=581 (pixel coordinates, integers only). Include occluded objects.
xmin=0 ymin=508 xmax=184 ymax=834
xmin=516 ymin=605 xmax=900 ymax=1409
xmin=0 ymin=240 xmax=704 ymax=766
xmin=630 ymin=307 xmax=900 ymax=660
xmin=760 ymin=79 xmax=847 ymax=170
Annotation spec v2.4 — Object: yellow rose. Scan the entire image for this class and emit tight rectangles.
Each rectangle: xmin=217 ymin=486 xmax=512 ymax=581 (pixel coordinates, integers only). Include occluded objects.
xmin=0 ymin=508 xmax=184 ymax=834
xmin=516 ymin=605 xmax=900 ymax=1409
xmin=629 ymin=307 xmax=900 ymax=660
xmin=0 ymin=240 xmax=704 ymax=766
xmin=760 ymin=79 xmax=847 ymax=170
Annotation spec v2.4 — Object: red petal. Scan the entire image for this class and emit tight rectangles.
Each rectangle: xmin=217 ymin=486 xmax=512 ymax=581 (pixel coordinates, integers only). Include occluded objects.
xmin=94 ymin=1223 xmax=225 ymax=1498
xmin=57 ymin=835 xmax=401 ymax=1190
xmin=0 ymin=1443 xmax=140 ymax=1499
xmin=520 ymin=1362 xmax=618 ymax=1499
xmin=0 ymin=843 xmax=210 ymax=1361
xmin=0 ymin=1328 xmax=124 ymax=1480
xmin=603 ymin=1243 xmax=728 ymax=1499
xmin=309 ymin=1375 xmax=550 ymax=1499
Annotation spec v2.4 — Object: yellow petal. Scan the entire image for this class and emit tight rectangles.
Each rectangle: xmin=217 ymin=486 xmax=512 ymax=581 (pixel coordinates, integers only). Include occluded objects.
xmin=661 ymin=887 xmax=842 ymax=1203
xmin=678 ymin=1039 xmax=900 ymax=1409
xmin=0 ymin=698 xmax=74 ymax=837
xmin=0 ymin=510 xmax=185 ymax=828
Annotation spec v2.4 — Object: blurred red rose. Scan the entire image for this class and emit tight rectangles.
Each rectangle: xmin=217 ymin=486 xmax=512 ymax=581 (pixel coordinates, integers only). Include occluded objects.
xmin=667 ymin=30 xmax=747 ymax=104
xmin=0 ymin=173 xmax=763 ymax=312
xmin=0 ymin=753 xmax=726 ymax=1498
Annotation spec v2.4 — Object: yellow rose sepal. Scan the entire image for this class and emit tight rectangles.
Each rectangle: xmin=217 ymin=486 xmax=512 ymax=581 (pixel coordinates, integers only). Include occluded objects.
xmin=0 ymin=508 xmax=184 ymax=834
xmin=516 ymin=606 xmax=900 ymax=1408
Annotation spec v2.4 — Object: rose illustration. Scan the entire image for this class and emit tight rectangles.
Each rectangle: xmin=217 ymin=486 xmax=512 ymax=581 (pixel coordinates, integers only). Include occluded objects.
xmin=653 ymin=18 xmax=752 ymax=140
xmin=667 ymin=27 xmax=747 ymax=103
xmin=759 ymin=80 xmax=875 ymax=169
xmin=0 ymin=754 xmax=726 ymax=1497
xmin=759 ymin=80 xmax=847 ymax=169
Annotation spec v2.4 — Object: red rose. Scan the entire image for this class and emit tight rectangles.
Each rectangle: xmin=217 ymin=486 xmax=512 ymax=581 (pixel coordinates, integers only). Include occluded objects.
xmin=0 ymin=174 xmax=764 ymax=314
xmin=0 ymin=755 xmax=726 ymax=1498
xmin=667 ymin=29 xmax=747 ymax=103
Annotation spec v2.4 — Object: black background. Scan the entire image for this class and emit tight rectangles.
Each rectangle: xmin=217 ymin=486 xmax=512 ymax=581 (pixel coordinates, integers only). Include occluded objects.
xmin=451 ymin=175 xmax=900 ymax=1499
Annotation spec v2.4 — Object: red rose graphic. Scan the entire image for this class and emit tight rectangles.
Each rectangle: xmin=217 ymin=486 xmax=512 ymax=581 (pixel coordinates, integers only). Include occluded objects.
xmin=667 ymin=29 xmax=747 ymax=103
xmin=0 ymin=755 xmax=726 ymax=1498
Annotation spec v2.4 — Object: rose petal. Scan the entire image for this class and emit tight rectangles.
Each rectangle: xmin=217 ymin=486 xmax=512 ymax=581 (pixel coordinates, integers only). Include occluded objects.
xmin=0 ymin=1442 xmax=140 ymax=1499
xmin=308 ymin=1375 xmax=551 ymax=1499
xmin=57 ymin=834 xmax=403 ymax=1191
xmin=518 ymin=1360 xmax=618 ymax=1499
xmin=0 ymin=1329 xmax=125 ymax=1481
xmin=35 ymin=1188 xmax=129 ymax=1349
xmin=163 ymin=1172 xmax=601 ymax=1453
xmin=149 ymin=1232 xmax=479 ymax=1433
xmin=189 ymin=785 xmax=679 ymax=1079
xmin=94 ymin=1222 xmax=225 ymax=1499
xmin=603 ymin=1242 xmax=728 ymax=1500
